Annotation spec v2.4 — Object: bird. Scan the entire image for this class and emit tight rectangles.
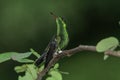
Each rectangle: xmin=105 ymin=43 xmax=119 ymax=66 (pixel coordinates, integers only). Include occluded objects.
xmin=34 ymin=13 xmax=69 ymax=68
xmin=34 ymin=35 xmax=57 ymax=68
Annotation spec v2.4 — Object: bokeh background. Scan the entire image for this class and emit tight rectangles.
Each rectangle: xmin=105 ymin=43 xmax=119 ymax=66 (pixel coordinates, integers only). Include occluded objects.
xmin=0 ymin=0 xmax=120 ymax=80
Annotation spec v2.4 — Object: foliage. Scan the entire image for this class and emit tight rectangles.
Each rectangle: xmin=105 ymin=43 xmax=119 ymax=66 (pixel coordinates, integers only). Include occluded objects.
xmin=0 ymin=14 xmax=120 ymax=79
xmin=0 ymin=36 xmax=119 ymax=80
xmin=0 ymin=15 xmax=67 ymax=80
xmin=96 ymin=37 xmax=119 ymax=52
xmin=96 ymin=37 xmax=119 ymax=60
xmin=0 ymin=49 xmax=62 ymax=80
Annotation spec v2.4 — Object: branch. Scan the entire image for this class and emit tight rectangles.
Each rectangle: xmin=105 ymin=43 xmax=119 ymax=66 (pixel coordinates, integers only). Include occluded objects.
xmin=36 ymin=45 xmax=120 ymax=80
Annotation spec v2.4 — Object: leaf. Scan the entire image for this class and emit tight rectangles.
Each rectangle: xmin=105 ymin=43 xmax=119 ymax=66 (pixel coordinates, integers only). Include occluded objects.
xmin=18 ymin=76 xmax=25 ymax=80
xmin=14 ymin=65 xmax=27 ymax=73
xmin=48 ymin=70 xmax=62 ymax=80
xmin=18 ymin=75 xmax=32 ymax=80
xmin=25 ymin=71 xmax=34 ymax=80
xmin=26 ymin=64 xmax=37 ymax=80
xmin=11 ymin=52 xmax=32 ymax=60
xmin=59 ymin=71 xmax=69 ymax=75
xmin=0 ymin=52 xmax=18 ymax=63
xmin=0 ymin=52 xmax=34 ymax=63
xmin=54 ymin=63 xmax=59 ymax=69
xmin=30 ymin=48 xmax=40 ymax=58
xmin=18 ymin=64 xmax=37 ymax=80
xmin=104 ymin=55 xmax=109 ymax=60
xmin=11 ymin=52 xmax=34 ymax=63
xmin=46 ymin=77 xmax=56 ymax=80
xmin=16 ymin=59 xmax=34 ymax=63
xmin=38 ymin=65 xmax=44 ymax=71
xmin=18 ymin=72 xmax=33 ymax=80
xmin=96 ymin=37 xmax=119 ymax=52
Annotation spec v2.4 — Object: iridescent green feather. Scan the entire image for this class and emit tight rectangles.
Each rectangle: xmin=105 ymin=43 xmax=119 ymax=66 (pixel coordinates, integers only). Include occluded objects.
xmin=56 ymin=17 xmax=69 ymax=50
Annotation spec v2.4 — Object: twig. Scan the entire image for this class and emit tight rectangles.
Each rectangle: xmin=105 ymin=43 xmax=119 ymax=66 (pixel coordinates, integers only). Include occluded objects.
xmin=36 ymin=45 xmax=120 ymax=80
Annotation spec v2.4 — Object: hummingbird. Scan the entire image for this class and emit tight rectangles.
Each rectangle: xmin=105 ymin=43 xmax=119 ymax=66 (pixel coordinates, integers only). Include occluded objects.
xmin=34 ymin=35 xmax=58 ymax=68
xmin=34 ymin=13 xmax=69 ymax=68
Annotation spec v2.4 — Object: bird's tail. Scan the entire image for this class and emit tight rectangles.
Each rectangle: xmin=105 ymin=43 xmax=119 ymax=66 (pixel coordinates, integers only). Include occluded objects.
xmin=34 ymin=52 xmax=46 ymax=67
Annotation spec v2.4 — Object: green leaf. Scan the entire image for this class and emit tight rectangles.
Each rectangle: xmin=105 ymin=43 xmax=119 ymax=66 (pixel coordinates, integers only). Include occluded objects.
xmin=18 ymin=75 xmax=32 ymax=80
xmin=104 ymin=55 xmax=109 ymax=60
xmin=96 ymin=37 xmax=119 ymax=52
xmin=46 ymin=77 xmax=56 ymax=80
xmin=30 ymin=48 xmax=40 ymax=58
xmin=11 ymin=52 xmax=32 ymax=60
xmin=14 ymin=65 xmax=27 ymax=73
xmin=54 ymin=63 xmax=59 ymax=69
xmin=26 ymin=64 xmax=37 ymax=80
xmin=0 ymin=52 xmax=18 ymax=63
xmin=16 ymin=59 xmax=34 ymax=63
xmin=18 ymin=72 xmax=33 ymax=80
xmin=48 ymin=70 xmax=62 ymax=80
xmin=18 ymin=76 xmax=25 ymax=80
xmin=11 ymin=52 xmax=34 ymax=63
xmin=25 ymin=71 xmax=34 ymax=80
xmin=38 ymin=65 xmax=44 ymax=71
xmin=59 ymin=71 xmax=69 ymax=75
xmin=18 ymin=64 xmax=37 ymax=80
xmin=0 ymin=52 xmax=34 ymax=63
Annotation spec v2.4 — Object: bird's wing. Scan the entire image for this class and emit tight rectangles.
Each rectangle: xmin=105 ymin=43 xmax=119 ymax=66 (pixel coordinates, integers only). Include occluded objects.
xmin=34 ymin=51 xmax=47 ymax=67
xmin=44 ymin=38 xmax=57 ymax=68
xmin=34 ymin=35 xmax=57 ymax=67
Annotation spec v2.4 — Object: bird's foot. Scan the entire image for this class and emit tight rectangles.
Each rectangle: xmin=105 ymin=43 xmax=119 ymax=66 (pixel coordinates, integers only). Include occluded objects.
xmin=53 ymin=52 xmax=58 ymax=58
xmin=54 ymin=52 xmax=58 ymax=55
xmin=53 ymin=50 xmax=63 ymax=58
xmin=58 ymin=50 xmax=62 ymax=54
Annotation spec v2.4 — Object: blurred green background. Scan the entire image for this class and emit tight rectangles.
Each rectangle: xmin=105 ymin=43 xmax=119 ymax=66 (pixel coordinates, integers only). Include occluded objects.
xmin=0 ymin=0 xmax=120 ymax=80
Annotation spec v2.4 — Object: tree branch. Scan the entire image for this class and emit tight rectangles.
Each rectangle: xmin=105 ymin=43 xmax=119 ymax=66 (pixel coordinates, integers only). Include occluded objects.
xmin=36 ymin=45 xmax=120 ymax=80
